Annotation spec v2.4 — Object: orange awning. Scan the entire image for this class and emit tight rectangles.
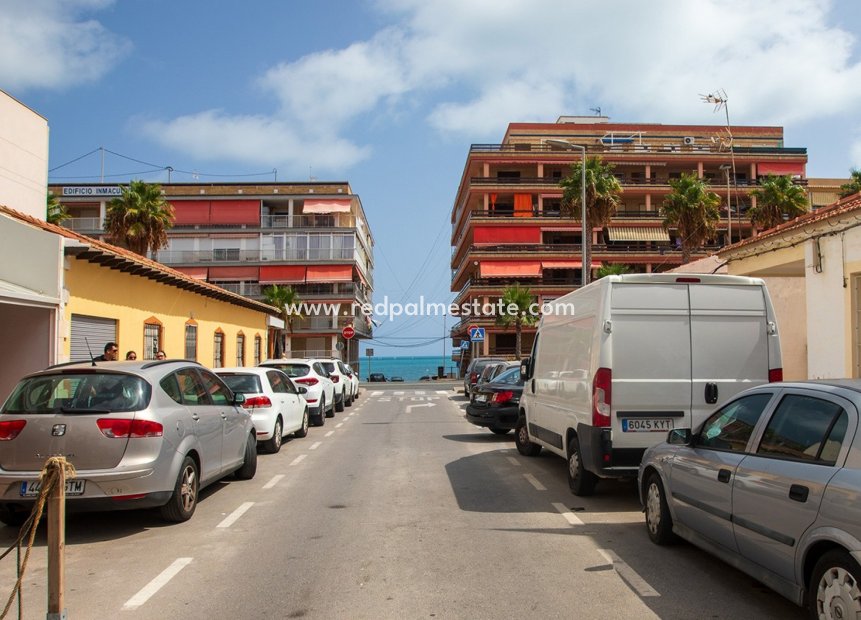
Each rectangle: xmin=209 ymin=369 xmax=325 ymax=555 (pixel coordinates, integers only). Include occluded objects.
xmin=175 ymin=266 xmax=208 ymax=280
xmin=303 ymin=199 xmax=352 ymax=214
xmin=306 ymin=264 xmax=353 ymax=282
xmin=259 ymin=265 xmax=307 ymax=283
xmin=479 ymin=260 xmax=542 ymax=278
xmin=209 ymin=266 xmax=260 ymax=280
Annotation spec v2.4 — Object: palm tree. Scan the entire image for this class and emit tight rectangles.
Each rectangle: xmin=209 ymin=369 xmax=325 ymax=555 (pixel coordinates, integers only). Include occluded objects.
xmin=749 ymin=174 xmax=808 ymax=231
xmin=559 ymin=157 xmax=623 ymax=286
xmin=496 ymin=283 xmax=539 ymax=360
xmin=263 ymin=285 xmax=304 ymax=357
xmin=104 ymin=180 xmax=174 ymax=256
xmin=46 ymin=192 xmax=70 ymax=225
xmin=660 ymin=173 xmax=721 ymax=264
xmin=596 ymin=264 xmax=630 ymax=279
xmin=839 ymin=169 xmax=861 ymax=198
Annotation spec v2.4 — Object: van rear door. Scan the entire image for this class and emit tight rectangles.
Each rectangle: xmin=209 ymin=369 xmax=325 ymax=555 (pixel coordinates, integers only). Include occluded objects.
xmin=689 ymin=283 xmax=770 ymax=427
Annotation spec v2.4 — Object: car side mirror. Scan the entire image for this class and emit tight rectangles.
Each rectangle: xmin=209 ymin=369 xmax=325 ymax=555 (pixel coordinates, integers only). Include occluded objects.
xmin=298 ymin=386 xmax=308 ymax=395
xmin=667 ymin=428 xmax=692 ymax=445
xmin=233 ymin=392 xmax=246 ymax=406
xmin=520 ymin=357 xmax=532 ymax=381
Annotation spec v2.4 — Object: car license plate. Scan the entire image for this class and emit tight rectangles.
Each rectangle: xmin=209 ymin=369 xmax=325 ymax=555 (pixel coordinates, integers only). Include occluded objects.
xmin=622 ymin=418 xmax=673 ymax=432
xmin=474 ymin=394 xmax=487 ymax=403
xmin=20 ymin=479 xmax=86 ymax=497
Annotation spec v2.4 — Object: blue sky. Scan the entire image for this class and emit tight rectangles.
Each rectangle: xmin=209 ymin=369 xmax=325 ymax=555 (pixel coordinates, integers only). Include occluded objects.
xmin=3 ymin=0 xmax=861 ymax=358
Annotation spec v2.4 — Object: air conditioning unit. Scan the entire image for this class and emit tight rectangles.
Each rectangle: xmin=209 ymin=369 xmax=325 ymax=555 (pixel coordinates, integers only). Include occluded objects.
xmin=683 ymin=136 xmax=696 ymax=145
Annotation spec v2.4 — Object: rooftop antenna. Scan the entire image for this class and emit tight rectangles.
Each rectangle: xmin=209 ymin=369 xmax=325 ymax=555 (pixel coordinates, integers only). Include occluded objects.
xmin=85 ymin=337 xmax=97 ymax=366
xmin=590 ymin=107 xmax=602 ymax=116
xmin=309 ymin=166 xmax=317 ymax=182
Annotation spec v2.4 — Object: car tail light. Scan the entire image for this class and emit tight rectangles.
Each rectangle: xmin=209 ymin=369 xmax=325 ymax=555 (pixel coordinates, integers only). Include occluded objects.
xmin=592 ymin=368 xmax=612 ymax=427
xmin=470 ymin=372 xmax=478 ymax=383
xmin=491 ymin=391 xmax=514 ymax=404
xmin=0 ymin=420 xmax=26 ymax=441
xmin=304 ymin=398 xmax=318 ymax=404
xmin=111 ymin=493 xmax=148 ymax=501
xmin=243 ymin=396 xmax=272 ymax=409
xmin=295 ymin=377 xmax=319 ymax=386
xmin=331 ymin=375 xmax=340 ymax=383
xmin=97 ymin=419 xmax=163 ymax=438
xmin=769 ymin=368 xmax=783 ymax=382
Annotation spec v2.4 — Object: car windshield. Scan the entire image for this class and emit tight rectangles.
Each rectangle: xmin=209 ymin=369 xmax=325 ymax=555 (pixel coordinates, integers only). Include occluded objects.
xmin=266 ymin=363 xmax=310 ymax=378
xmin=218 ymin=374 xmax=263 ymax=394
xmin=2 ymin=372 xmax=151 ymax=414
xmin=492 ymin=367 xmax=522 ymax=385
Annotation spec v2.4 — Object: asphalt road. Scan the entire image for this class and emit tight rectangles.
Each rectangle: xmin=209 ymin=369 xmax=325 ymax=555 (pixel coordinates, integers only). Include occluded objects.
xmin=0 ymin=385 xmax=804 ymax=619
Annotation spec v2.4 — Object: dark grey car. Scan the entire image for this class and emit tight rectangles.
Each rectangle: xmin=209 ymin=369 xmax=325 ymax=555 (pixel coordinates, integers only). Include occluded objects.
xmin=639 ymin=381 xmax=861 ymax=618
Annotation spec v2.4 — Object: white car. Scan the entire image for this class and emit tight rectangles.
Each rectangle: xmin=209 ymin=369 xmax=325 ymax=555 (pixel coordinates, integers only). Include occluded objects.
xmin=344 ymin=363 xmax=360 ymax=401
xmin=259 ymin=359 xmax=335 ymax=426
xmin=215 ymin=367 xmax=309 ymax=453
xmin=316 ymin=359 xmax=351 ymax=412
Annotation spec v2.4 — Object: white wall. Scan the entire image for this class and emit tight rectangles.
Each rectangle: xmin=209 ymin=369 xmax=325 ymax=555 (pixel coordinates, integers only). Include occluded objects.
xmin=762 ymin=277 xmax=807 ymax=380
xmin=0 ymin=91 xmax=49 ymax=218
xmin=0 ymin=304 xmax=54 ymax=404
xmin=806 ymin=234 xmax=851 ymax=378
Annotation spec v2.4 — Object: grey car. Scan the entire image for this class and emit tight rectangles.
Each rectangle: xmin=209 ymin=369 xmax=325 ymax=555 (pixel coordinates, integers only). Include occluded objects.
xmin=639 ymin=381 xmax=861 ymax=618
xmin=0 ymin=360 xmax=257 ymax=525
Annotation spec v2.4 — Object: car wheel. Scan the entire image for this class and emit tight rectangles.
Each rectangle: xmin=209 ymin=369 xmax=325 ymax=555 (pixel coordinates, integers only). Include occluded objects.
xmin=160 ymin=456 xmax=199 ymax=522
xmin=0 ymin=505 xmax=28 ymax=528
xmin=262 ymin=417 xmax=283 ymax=454
xmin=567 ymin=436 xmax=597 ymax=496
xmin=326 ymin=395 xmax=336 ymax=417
xmin=490 ymin=427 xmax=511 ymax=435
xmin=345 ymin=392 xmax=353 ymax=407
xmin=514 ymin=417 xmax=541 ymax=457
xmin=644 ymin=472 xmax=676 ymax=545
xmin=335 ymin=392 xmax=345 ymax=412
xmin=294 ymin=408 xmax=309 ymax=438
xmin=234 ymin=433 xmax=258 ymax=480
xmin=809 ymin=550 xmax=861 ymax=620
xmin=314 ymin=398 xmax=326 ymax=426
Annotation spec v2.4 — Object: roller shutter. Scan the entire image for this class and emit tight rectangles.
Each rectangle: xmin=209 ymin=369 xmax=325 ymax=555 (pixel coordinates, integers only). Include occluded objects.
xmin=70 ymin=314 xmax=117 ymax=361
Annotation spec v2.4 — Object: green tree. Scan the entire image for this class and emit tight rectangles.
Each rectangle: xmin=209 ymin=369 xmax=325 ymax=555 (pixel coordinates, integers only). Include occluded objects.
xmin=749 ymin=174 xmax=808 ymax=231
xmin=496 ymin=283 xmax=539 ymax=360
xmin=596 ymin=264 xmax=631 ymax=279
xmin=104 ymin=180 xmax=174 ymax=255
xmin=559 ymin=156 xmax=623 ymax=286
xmin=839 ymin=168 xmax=861 ymax=198
xmin=263 ymin=284 xmax=304 ymax=357
xmin=46 ymin=191 xmax=70 ymax=225
xmin=660 ymin=173 xmax=721 ymax=264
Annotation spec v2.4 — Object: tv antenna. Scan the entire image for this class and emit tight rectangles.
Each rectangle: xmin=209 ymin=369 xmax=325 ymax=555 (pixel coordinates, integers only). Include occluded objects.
xmin=590 ymin=107 xmax=602 ymax=116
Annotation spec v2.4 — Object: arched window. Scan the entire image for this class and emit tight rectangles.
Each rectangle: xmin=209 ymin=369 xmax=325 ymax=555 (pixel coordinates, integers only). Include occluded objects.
xmin=213 ymin=328 xmax=225 ymax=368
xmin=143 ymin=317 xmax=163 ymax=360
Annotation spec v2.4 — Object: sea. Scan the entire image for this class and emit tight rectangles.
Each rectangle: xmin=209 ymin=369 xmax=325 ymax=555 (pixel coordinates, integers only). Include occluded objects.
xmin=356 ymin=355 xmax=459 ymax=382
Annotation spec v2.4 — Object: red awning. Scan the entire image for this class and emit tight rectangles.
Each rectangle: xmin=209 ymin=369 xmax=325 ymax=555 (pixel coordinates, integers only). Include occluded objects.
xmin=259 ymin=265 xmax=307 ymax=283
xmin=303 ymin=199 xmax=352 ymax=214
xmin=171 ymin=201 xmax=211 ymax=225
xmin=479 ymin=261 xmax=542 ymax=278
xmin=541 ymin=260 xmax=602 ymax=269
xmin=474 ymin=226 xmax=541 ymax=245
xmin=208 ymin=266 xmax=260 ymax=281
xmin=175 ymin=266 xmax=208 ymax=280
xmin=306 ymin=264 xmax=353 ymax=282
xmin=209 ymin=200 xmax=261 ymax=225
xmin=757 ymin=162 xmax=805 ymax=177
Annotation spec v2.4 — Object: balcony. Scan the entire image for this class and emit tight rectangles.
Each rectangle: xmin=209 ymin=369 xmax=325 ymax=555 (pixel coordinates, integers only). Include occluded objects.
xmin=468 ymin=175 xmax=807 ymax=189
xmin=469 ymin=143 xmax=807 ymax=157
xmin=61 ymin=217 xmax=103 ymax=233
xmin=154 ymin=248 xmax=356 ymax=264
xmin=260 ymin=214 xmax=356 ymax=229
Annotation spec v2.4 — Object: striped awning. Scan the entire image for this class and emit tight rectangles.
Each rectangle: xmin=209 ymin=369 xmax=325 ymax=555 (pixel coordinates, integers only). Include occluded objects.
xmin=607 ymin=226 xmax=670 ymax=242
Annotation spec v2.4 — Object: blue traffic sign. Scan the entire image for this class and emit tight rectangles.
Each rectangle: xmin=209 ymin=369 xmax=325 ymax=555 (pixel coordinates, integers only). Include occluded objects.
xmin=469 ymin=327 xmax=485 ymax=342
xmin=460 ymin=340 xmax=470 ymax=350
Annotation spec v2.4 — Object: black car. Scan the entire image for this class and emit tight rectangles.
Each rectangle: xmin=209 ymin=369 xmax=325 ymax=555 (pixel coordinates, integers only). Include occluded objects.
xmin=390 ymin=376 xmax=404 ymax=382
xmin=368 ymin=373 xmax=387 ymax=382
xmin=465 ymin=367 xmax=523 ymax=435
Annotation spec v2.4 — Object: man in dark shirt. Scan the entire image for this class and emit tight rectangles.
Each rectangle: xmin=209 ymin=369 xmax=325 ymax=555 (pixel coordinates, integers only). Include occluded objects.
xmin=95 ymin=342 xmax=119 ymax=361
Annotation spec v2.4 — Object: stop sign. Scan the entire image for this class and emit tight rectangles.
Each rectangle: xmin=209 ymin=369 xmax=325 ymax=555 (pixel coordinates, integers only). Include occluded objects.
xmin=342 ymin=326 xmax=355 ymax=340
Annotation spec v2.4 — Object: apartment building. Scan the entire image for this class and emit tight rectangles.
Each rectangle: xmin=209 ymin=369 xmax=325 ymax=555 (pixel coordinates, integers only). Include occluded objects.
xmin=450 ymin=116 xmax=808 ymax=362
xmin=51 ymin=182 xmax=374 ymax=366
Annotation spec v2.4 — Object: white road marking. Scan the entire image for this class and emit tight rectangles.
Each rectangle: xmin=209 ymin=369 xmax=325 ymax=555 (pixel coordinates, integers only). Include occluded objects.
xmin=435 ymin=390 xmax=449 ymax=395
xmin=552 ymin=502 xmax=584 ymax=525
xmin=336 ymin=422 xmax=344 ymax=428
xmin=217 ymin=502 xmax=254 ymax=529
xmin=394 ymin=391 xmax=404 ymax=396
xmin=506 ymin=456 xmax=520 ymax=466
xmin=325 ymin=431 xmax=335 ymax=437
xmin=122 ymin=557 xmax=193 ymax=610
xmin=370 ymin=391 xmax=383 ymax=397
xmin=379 ymin=398 xmax=391 ymax=402
xmin=262 ymin=474 xmax=285 ymax=489
xmin=597 ymin=548 xmax=660 ymax=598
xmin=414 ymin=390 xmax=426 ymax=395
xmin=290 ymin=454 xmax=307 ymax=466
xmin=523 ymin=473 xmax=546 ymax=491
xmin=309 ymin=441 xmax=322 ymax=450
xmin=406 ymin=402 xmax=436 ymax=413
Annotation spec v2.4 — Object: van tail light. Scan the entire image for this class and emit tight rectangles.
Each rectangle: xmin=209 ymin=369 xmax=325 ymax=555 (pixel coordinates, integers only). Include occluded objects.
xmin=331 ymin=376 xmax=340 ymax=383
xmin=295 ymin=377 xmax=319 ymax=386
xmin=97 ymin=419 xmax=163 ymax=438
xmin=769 ymin=368 xmax=783 ymax=382
xmin=0 ymin=420 xmax=26 ymax=440
xmin=592 ymin=368 xmax=612 ymax=427
xmin=491 ymin=391 xmax=514 ymax=404
xmin=243 ymin=396 xmax=272 ymax=409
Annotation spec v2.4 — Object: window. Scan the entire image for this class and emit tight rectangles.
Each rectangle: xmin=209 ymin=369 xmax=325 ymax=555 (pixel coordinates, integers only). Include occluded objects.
xmin=757 ymin=394 xmax=849 ymax=465
xmin=214 ymin=248 xmax=240 ymax=261
xmin=236 ymin=333 xmax=245 ymax=366
xmin=213 ymin=330 xmax=224 ymax=368
xmin=198 ymin=370 xmax=232 ymax=406
xmin=143 ymin=318 xmax=162 ymax=360
xmin=696 ymin=393 xmax=773 ymax=452
xmin=267 ymin=370 xmax=287 ymax=393
xmin=185 ymin=322 xmax=198 ymax=361
xmin=254 ymin=336 xmax=262 ymax=365
xmin=174 ymin=369 xmax=209 ymax=406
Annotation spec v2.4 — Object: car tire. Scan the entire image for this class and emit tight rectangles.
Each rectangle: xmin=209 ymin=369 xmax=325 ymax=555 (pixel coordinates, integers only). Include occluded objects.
xmin=567 ymin=436 xmax=597 ymax=496
xmin=515 ymin=417 xmax=541 ymax=457
xmin=326 ymin=395 xmax=336 ymax=417
xmin=0 ymin=505 xmax=29 ymax=528
xmin=262 ymin=417 xmax=283 ymax=454
xmin=644 ymin=472 xmax=676 ymax=545
xmin=335 ymin=392 xmax=345 ymax=412
xmin=294 ymin=408 xmax=309 ymax=438
xmin=490 ymin=427 xmax=511 ymax=435
xmin=234 ymin=433 xmax=258 ymax=480
xmin=160 ymin=456 xmax=199 ymax=523
xmin=809 ymin=550 xmax=861 ymax=620
xmin=314 ymin=398 xmax=326 ymax=426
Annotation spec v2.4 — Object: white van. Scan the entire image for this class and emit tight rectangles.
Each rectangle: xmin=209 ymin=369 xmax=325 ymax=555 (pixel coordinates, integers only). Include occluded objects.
xmin=516 ymin=273 xmax=782 ymax=496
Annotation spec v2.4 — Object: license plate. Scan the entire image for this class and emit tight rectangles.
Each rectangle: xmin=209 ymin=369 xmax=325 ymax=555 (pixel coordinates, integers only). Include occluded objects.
xmin=474 ymin=394 xmax=487 ymax=403
xmin=622 ymin=418 xmax=673 ymax=432
xmin=20 ymin=479 xmax=86 ymax=497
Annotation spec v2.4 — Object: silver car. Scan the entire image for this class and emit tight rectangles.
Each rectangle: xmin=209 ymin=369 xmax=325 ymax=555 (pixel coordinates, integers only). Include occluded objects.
xmin=0 ymin=360 xmax=257 ymax=525
xmin=639 ymin=381 xmax=861 ymax=618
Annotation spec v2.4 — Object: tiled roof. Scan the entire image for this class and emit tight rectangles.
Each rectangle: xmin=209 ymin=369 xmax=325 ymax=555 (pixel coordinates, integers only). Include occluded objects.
xmin=0 ymin=204 xmax=279 ymax=315
xmin=717 ymin=192 xmax=861 ymax=257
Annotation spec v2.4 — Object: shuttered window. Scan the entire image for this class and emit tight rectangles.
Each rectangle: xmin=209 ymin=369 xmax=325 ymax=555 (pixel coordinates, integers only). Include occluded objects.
xmin=70 ymin=315 xmax=117 ymax=362
xmin=185 ymin=323 xmax=198 ymax=361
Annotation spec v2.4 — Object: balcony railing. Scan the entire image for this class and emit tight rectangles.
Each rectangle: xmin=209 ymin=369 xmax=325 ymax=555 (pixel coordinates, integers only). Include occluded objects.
xmin=286 ymin=349 xmax=341 ymax=360
xmin=468 ymin=175 xmax=807 ymax=188
xmin=61 ymin=217 xmax=103 ymax=232
xmin=260 ymin=214 xmax=356 ymax=229
xmin=469 ymin=143 xmax=808 ymax=157
xmin=466 ymin=208 xmax=665 ymax=220
xmin=154 ymin=248 xmax=356 ymax=264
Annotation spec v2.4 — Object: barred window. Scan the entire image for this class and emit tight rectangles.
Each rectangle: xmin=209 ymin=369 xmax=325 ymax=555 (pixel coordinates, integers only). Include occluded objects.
xmin=185 ymin=323 xmax=198 ymax=361
xmin=213 ymin=331 xmax=224 ymax=368
xmin=236 ymin=333 xmax=245 ymax=367
xmin=254 ymin=336 xmax=262 ymax=365
xmin=144 ymin=321 xmax=162 ymax=360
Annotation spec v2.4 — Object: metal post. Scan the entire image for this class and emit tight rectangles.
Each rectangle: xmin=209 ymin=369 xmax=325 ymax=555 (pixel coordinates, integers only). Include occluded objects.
xmin=578 ymin=145 xmax=588 ymax=286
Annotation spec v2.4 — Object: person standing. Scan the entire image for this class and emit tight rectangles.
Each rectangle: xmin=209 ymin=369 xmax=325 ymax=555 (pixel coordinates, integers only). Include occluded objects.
xmin=125 ymin=351 xmax=137 ymax=360
xmin=156 ymin=350 xmax=166 ymax=360
xmin=95 ymin=342 xmax=119 ymax=361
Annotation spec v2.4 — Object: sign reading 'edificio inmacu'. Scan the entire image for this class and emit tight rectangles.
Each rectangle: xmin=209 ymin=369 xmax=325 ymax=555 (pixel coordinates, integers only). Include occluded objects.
xmin=62 ymin=186 xmax=123 ymax=196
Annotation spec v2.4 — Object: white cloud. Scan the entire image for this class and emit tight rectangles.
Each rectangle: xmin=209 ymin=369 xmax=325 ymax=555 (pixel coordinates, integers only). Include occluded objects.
xmin=0 ymin=0 xmax=130 ymax=91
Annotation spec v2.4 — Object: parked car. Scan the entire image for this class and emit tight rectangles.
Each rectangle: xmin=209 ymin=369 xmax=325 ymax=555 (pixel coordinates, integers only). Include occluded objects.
xmin=472 ymin=361 xmax=518 ymax=402
xmin=463 ymin=357 xmax=506 ymax=396
xmin=391 ymin=376 xmax=405 ymax=382
xmin=466 ymin=366 xmax=524 ymax=435
xmin=639 ymin=380 xmax=861 ymax=615
xmin=319 ymin=359 xmax=350 ymax=411
xmin=368 ymin=373 xmax=387 ymax=382
xmin=0 ymin=360 xmax=257 ymax=525
xmin=215 ymin=367 xmax=309 ymax=453
xmin=343 ymin=363 xmax=361 ymax=401
xmin=516 ymin=273 xmax=783 ymax=496
xmin=258 ymin=359 xmax=335 ymax=425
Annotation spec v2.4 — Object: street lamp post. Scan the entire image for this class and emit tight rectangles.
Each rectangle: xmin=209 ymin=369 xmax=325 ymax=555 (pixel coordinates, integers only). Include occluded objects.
xmin=544 ymin=139 xmax=589 ymax=286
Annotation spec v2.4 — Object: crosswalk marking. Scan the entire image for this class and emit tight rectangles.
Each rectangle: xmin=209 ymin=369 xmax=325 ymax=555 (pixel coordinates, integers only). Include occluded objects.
xmin=370 ymin=390 xmax=383 ymax=397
